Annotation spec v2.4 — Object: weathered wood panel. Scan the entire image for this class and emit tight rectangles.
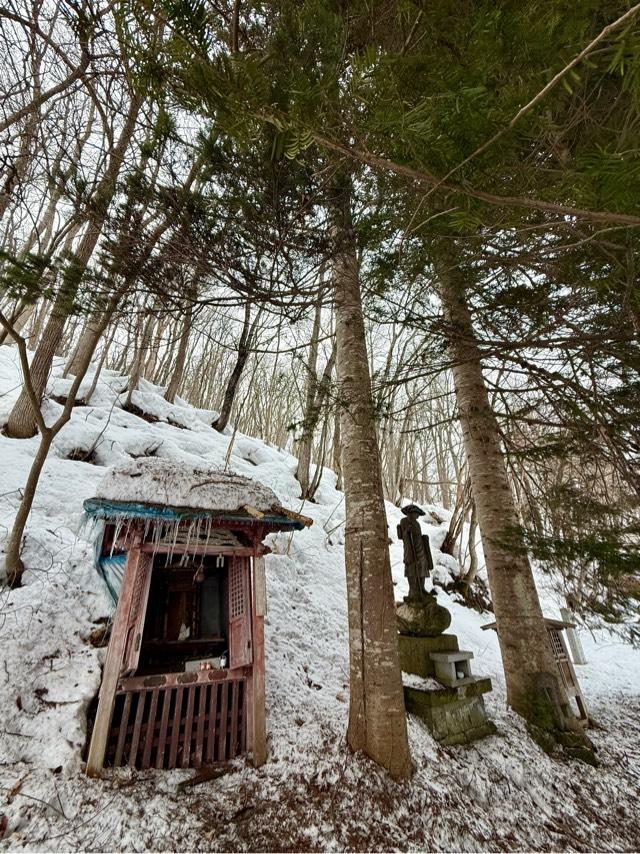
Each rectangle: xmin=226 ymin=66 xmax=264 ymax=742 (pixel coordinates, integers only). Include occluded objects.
xmin=228 ymin=558 xmax=253 ymax=668
xmin=105 ymin=677 xmax=246 ymax=770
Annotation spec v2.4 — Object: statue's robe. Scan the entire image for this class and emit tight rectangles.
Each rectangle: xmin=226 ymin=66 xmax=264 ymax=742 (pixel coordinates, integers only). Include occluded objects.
xmin=397 ymin=516 xmax=433 ymax=584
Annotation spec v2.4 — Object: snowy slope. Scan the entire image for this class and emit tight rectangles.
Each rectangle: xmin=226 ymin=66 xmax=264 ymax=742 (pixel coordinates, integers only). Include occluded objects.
xmin=0 ymin=344 xmax=639 ymax=852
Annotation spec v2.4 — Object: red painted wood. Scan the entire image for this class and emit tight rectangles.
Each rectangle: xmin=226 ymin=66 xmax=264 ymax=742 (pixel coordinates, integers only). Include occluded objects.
xmin=128 ymin=692 xmax=146 ymax=766
xmin=230 ymin=679 xmax=239 ymax=756
xmin=121 ymin=668 xmax=247 ymax=692
xmin=182 ymin=686 xmax=196 ymax=768
xmin=218 ymin=681 xmax=229 ymax=761
xmin=251 ymin=554 xmax=267 ymax=766
xmin=140 ymin=544 xmax=259 ymax=556
xmin=141 ymin=688 xmax=160 ymax=769
xmin=121 ymin=551 xmax=153 ymax=677
xmin=109 ymin=677 xmax=246 ymax=769
xmin=113 ymin=692 xmax=132 ymax=766
xmin=228 ymin=558 xmax=252 ymax=668
xmin=156 ymin=687 xmax=172 ymax=769
xmin=240 ymin=681 xmax=247 ymax=753
xmin=168 ymin=687 xmax=184 ymax=769
xmin=87 ymin=527 xmax=146 ymax=775
xmin=205 ymin=683 xmax=218 ymax=764
xmin=194 ymin=685 xmax=207 ymax=768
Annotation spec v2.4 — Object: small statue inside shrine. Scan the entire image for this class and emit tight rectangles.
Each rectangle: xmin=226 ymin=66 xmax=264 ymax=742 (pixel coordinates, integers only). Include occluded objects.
xmin=397 ymin=503 xmax=434 ymax=600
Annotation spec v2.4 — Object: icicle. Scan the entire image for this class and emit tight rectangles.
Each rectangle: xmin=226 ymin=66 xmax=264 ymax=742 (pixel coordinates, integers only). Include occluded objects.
xmin=194 ymin=518 xmax=202 ymax=556
xmin=169 ymin=519 xmax=180 ymax=564
xmin=203 ymin=516 xmax=213 ymax=556
xmin=183 ymin=519 xmax=195 ymax=560
xmin=110 ymin=518 xmax=123 ymax=556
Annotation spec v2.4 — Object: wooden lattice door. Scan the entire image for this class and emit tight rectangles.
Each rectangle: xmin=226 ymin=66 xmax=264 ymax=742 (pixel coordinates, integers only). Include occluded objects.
xmin=121 ymin=551 xmax=153 ymax=676
xmin=228 ymin=558 xmax=252 ymax=668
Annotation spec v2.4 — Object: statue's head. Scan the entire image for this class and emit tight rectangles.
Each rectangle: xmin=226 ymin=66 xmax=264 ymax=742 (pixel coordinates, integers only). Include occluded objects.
xmin=401 ymin=504 xmax=425 ymax=518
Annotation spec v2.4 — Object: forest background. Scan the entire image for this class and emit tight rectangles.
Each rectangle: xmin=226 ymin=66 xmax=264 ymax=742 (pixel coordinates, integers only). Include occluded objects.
xmin=1 ymin=0 xmax=639 ymax=777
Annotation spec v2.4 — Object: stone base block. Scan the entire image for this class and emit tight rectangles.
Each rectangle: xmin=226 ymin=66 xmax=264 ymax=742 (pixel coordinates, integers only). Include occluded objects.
xmin=398 ymin=633 xmax=459 ymax=678
xmin=404 ymin=678 xmax=496 ymax=746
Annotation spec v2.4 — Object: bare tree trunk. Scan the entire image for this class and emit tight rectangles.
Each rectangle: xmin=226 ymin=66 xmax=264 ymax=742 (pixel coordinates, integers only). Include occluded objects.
xmin=0 ymin=105 xmax=39 ymax=224
xmin=437 ymin=252 xmax=586 ymax=737
xmin=0 ymin=301 xmax=28 ymax=346
xmin=332 ymin=176 xmax=412 ymax=779
xmin=84 ymin=324 xmax=116 ymax=404
xmin=143 ymin=315 xmax=163 ymax=378
xmin=27 ymin=299 xmax=47 ymax=344
xmin=332 ymin=406 xmax=343 ymax=491
xmin=296 ymin=283 xmax=324 ymax=496
xmin=4 ymin=95 xmax=140 ymax=436
xmin=0 ymin=289 xmax=119 ymax=585
xmin=125 ymin=306 xmax=155 ymax=408
xmin=213 ymin=303 xmax=262 ymax=432
xmin=4 ymin=276 xmax=74 ymax=438
xmin=462 ymin=499 xmax=479 ymax=585
xmin=295 ymin=294 xmax=335 ymax=498
xmin=165 ymin=303 xmax=193 ymax=403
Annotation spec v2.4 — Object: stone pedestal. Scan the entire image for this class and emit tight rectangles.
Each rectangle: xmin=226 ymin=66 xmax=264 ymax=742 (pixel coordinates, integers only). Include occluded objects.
xmin=398 ymin=597 xmax=495 ymax=746
xmin=404 ymin=678 xmax=496 ymax=746
xmin=398 ymin=633 xmax=459 ymax=678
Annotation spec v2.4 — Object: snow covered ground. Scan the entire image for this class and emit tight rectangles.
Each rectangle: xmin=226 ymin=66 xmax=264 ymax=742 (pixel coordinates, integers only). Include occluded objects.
xmin=0 ymin=344 xmax=639 ymax=852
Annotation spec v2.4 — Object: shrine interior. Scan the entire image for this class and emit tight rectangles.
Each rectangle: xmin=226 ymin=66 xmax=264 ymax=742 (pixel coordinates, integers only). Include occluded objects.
xmin=138 ymin=555 xmax=229 ymax=677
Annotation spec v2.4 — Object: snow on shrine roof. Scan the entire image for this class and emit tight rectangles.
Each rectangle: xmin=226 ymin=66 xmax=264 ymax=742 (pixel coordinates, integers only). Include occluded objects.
xmin=90 ymin=458 xmax=281 ymax=515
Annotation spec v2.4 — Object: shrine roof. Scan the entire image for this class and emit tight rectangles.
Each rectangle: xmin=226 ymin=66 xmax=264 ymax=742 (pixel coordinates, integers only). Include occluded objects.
xmin=83 ymin=459 xmax=312 ymax=530
xmin=481 ymin=616 xmax=576 ymax=631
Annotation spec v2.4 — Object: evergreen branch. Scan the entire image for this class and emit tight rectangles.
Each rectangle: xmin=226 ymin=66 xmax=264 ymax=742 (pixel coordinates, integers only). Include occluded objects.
xmin=309 ymin=129 xmax=640 ymax=226
xmin=428 ymin=2 xmax=640 ymax=194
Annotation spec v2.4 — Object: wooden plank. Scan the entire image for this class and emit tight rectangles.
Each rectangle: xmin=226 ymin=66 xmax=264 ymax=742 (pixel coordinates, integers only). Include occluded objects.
xmin=113 ymin=692 xmax=133 ymax=767
xmin=128 ymin=691 xmax=146 ymax=767
xmin=253 ymin=557 xmax=267 ymax=617
xmin=181 ymin=686 xmax=196 ymax=768
xmin=194 ymin=684 xmax=207 ymax=768
xmin=168 ymin=687 xmax=184 ymax=769
xmin=228 ymin=558 xmax=252 ymax=668
xmin=240 ymin=681 xmax=247 ymax=753
xmin=230 ymin=679 xmax=239 ymax=757
xmin=86 ymin=527 xmax=145 ymax=776
xmin=156 ymin=687 xmax=172 ymax=770
xmin=205 ymin=683 xmax=218 ymax=764
xmin=251 ymin=552 xmax=267 ymax=767
xmin=121 ymin=550 xmax=153 ymax=677
xmin=140 ymin=544 xmax=257 ymax=556
xmin=141 ymin=688 xmax=160 ymax=769
xmin=242 ymin=504 xmax=265 ymax=520
xmin=270 ymin=504 xmax=313 ymax=527
xmin=121 ymin=669 xmax=242 ymax=692
xmin=218 ymin=681 xmax=229 ymax=762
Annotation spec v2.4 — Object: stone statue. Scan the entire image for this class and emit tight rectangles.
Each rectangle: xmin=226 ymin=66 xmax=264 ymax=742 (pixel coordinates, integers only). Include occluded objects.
xmin=397 ymin=504 xmax=434 ymax=601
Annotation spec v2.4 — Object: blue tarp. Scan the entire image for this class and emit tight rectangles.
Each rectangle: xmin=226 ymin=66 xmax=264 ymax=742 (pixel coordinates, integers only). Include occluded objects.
xmin=83 ymin=497 xmax=305 ymax=529
xmin=98 ymin=553 xmax=127 ymax=604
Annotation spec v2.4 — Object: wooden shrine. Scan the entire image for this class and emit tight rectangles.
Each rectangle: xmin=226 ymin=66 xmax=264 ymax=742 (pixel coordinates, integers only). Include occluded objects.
xmin=482 ymin=616 xmax=589 ymax=724
xmin=84 ymin=459 xmax=311 ymax=776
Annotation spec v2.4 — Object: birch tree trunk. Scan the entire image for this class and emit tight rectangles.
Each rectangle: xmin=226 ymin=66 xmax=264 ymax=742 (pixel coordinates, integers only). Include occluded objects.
xmin=332 ymin=177 xmax=412 ymax=779
xmin=437 ymin=251 xmax=585 ymax=735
